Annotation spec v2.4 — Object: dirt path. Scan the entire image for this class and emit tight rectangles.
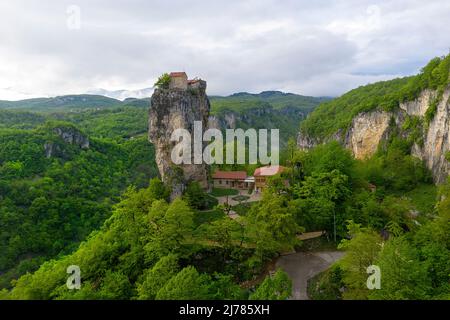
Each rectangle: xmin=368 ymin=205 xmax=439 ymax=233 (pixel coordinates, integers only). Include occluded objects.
xmin=275 ymin=251 xmax=344 ymax=300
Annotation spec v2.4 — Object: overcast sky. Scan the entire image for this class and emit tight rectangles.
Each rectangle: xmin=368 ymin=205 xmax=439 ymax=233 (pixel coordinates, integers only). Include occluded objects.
xmin=0 ymin=0 xmax=449 ymax=100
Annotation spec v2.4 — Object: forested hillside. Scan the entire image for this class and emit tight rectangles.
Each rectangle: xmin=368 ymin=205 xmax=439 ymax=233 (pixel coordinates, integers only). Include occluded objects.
xmin=0 ymin=95 xmax=123 ymax=111
xmin=301 ymin=55 xmax=450 ymax=139
xmin=210 ymin=91 xmax=328 ymax=114
xmin=1 ymin=78 xmax=449 ymax=300
xmin=210 ymin=91 xmax=328 ymax=146
xmin=0 ymin=90 xmax=320 ymax=293
xmin=0 ymin=111 xmax=158 ymax=289
xmin=295 ymin=54 xmax=450 ymax=300
xmin=2 ymin=135 xmax=448 ymax=300
xmin=0 ymin=178 xmax=295 ymax=300
xmin=0 ymin=91 xmax=323 ymax=145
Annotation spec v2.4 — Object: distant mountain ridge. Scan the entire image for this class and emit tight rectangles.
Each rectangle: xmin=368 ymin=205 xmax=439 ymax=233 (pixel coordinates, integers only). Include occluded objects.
xmin=0 ymin=90 xmax=328 ymax=113
xmin=0 ymin=94 xmax=150 ymax=111
xmin=0 ymin=94 xmax=120 ymax=111
xmin=210 ymin=90 xmax=330 ymax=114
xmin=86 ymin=88 xmax=154 ymax=100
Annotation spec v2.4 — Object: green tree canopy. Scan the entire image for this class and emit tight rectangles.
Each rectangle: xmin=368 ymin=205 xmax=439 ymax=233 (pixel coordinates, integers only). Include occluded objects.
xmin=249 ymin=269 xmax=292 ymax=300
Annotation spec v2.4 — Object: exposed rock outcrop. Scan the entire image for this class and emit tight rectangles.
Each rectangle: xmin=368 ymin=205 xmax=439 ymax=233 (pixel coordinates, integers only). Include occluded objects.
xmin=399 ymin=89 xmax=436 ymax=117
xmin=344 ymin=111 xmax=392 ymax=160
xmin=297 ymin=129 xmax=343 ymax=150
xmin=298 ymin=86 xmax=450 ymax=183
xmin=149 ymin=78 xmax=210 ymax=198
xmin=209 ymin=105 xmax=307 ymax=131
xmin=297 ymin=132 xmax=321 ymax=150
xmin=208 ymin=113 xmax=237 ymax=130
xmin=44 ymin=126 xmax=89 ymax=158
xmin=52 ymin=127 xmax=90 ymax=148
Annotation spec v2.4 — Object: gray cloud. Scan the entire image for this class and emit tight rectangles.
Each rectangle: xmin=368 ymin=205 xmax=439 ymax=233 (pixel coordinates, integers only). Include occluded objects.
xmin=0 ymin=0 xmax=449 ymax=99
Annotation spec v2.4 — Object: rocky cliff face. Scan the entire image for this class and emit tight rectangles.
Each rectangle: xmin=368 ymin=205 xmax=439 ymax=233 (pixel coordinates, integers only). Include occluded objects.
xmin=209 ymin=105 xmax=307 ymax=130
xmin=298 ymin=86 xmax=450 ymax=183
xmin=297 ymin=129 xmax=343 ymax=150
xmin=209 ymin=105 xmax=307 ymax=148
xmin=149 ymin=81 xmax=210 ymax=198
xmin=52 ymin=127 xmax=90 ymax=148
xmin=44 ymin=126 xmax=89 ymax=158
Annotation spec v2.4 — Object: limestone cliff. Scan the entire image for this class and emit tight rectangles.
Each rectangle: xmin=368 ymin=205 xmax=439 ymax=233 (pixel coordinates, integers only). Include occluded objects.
xmin=298 ymin=86 xmax=450 ymax=183
xmin=344 ymin=110 xmax=392 ymax=160
xmin=149 ymin=79 xmax=210 ymax=198
xmin=410 ymin=88 xmax=450 ymax=183
xmin=44 ymin=125 xmax=89 ymax=158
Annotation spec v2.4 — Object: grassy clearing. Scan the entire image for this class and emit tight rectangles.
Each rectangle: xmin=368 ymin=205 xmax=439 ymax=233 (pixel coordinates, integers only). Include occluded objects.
xmin=210 ymin=188 xmax=239 ymax=197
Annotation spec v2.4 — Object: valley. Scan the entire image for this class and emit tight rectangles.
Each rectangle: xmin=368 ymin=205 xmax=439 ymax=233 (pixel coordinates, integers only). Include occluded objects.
xmin=0 ymin=54 xmax=449 ymax=300
xmin=0 ymin=87 xmax=321 ymax=296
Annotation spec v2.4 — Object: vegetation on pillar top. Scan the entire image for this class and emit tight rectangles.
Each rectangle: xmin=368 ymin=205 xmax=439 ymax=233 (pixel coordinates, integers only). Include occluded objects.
xmin=154 ymin=73 xmax=171 ymax=89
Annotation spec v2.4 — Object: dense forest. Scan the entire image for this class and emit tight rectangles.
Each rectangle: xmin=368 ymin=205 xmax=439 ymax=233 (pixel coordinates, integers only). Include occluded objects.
xmin=0 ymin=107 xmax=158 ymax=289
xmin=1 ymin=58 xmax=449 ymax=299
xmin=0 ymin=91 xmax=317 ymax=297
xmin=1 ymin=132 xmax=448 ymax=299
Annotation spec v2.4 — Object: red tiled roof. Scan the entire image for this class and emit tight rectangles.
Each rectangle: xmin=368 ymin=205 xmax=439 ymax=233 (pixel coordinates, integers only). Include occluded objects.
xmin=188 ymin=79 xmax=200 ymax=84
xmin=254 ymin=165 xmax=286 ymax=177
xmin=212 ymin=171 xmax=247 ymax=180
xmin=169 ymin=72 xmax=187 ymax=78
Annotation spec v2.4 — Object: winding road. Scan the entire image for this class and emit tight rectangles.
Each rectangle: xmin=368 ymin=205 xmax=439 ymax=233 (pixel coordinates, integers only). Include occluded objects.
xmin=276 ymin=251 xmax=344 ymax=300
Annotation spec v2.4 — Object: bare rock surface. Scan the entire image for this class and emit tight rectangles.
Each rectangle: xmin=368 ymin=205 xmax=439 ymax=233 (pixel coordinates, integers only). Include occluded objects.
xmin=149 ymin=80 xmax=210 ymax=198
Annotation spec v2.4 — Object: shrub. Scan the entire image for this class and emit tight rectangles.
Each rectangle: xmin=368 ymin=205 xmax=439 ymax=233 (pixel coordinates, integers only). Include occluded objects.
xmin=154 ymin=73 xmax=171 ymax=89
